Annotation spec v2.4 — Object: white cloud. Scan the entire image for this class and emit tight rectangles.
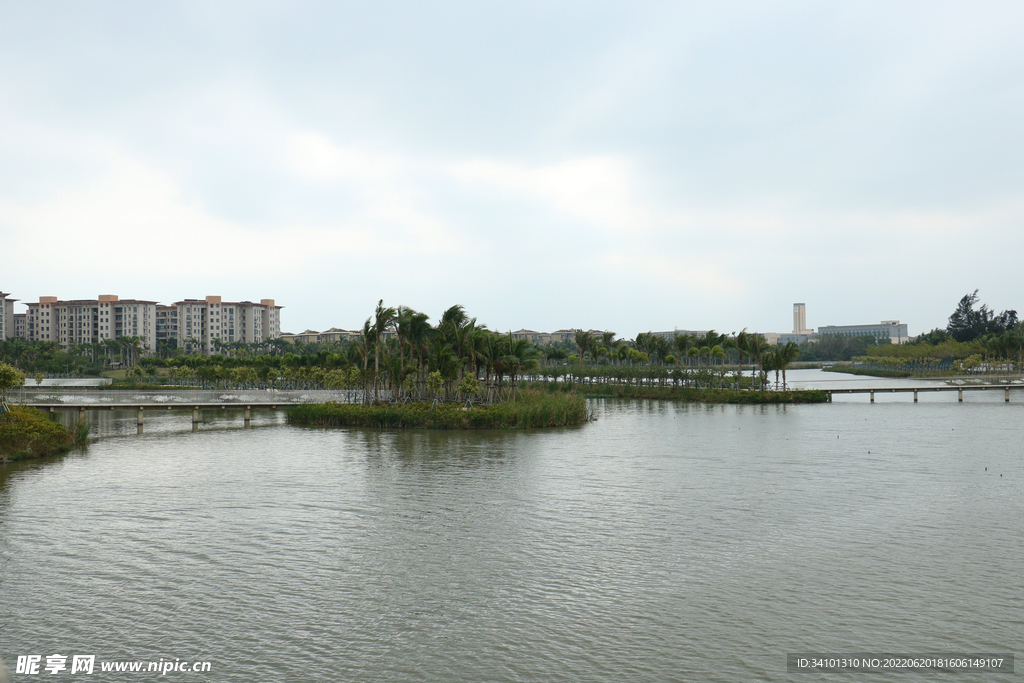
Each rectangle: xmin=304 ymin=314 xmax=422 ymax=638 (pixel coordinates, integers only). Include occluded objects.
xmin=449 ymin=156 xmax=654 ymax=235
xmin=0 ymin=148 xmax=464 ymax=282
xmin=285 ymin=131 xmax=405 ymax=184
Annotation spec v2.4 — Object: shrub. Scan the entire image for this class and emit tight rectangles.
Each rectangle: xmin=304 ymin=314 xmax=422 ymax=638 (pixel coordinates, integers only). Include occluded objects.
xmin=0 ymin=406 xmax=90 ymax=462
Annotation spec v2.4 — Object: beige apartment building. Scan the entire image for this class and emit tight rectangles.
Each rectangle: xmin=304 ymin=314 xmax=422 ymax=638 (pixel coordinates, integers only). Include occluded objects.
xmin=172 ymin=296 xmax=283 ymax=353
xmin=23 ymin=295 xmax=158 ymax=350
xmin=0 ymin=291 xmax=16 ymax=340
xmin=10 ymin=292 xmax=282 ymax=356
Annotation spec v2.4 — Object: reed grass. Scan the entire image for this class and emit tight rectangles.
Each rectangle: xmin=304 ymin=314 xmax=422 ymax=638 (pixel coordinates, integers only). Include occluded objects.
xmin=287 ymin=390 xmax=590 ymax=429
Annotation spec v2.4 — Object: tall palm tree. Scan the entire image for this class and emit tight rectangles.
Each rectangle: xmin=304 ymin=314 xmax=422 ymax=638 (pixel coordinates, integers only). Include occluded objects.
xmin=600 ymin=331 xmax=620 ymax=363
xmin=745 ymin=334 xmax=769 ymax=386
xmin=777 ymin=341 xmax=800 ymax=389
xmin=761 ymin=350 xmax=777 ymax=390
xmin=358 ymin=319 xmax=374 ymax=372
xmin=674 ymin=334 xmax=695 ymax=366
xmin=439 ymin=304 xmax=469 ymax=332
xmin=710 ymin=344 xmax=726 ymax=367
xmin=735 ymin=330 xmax=749 ymax=375
xmin=574 ymin=330 xmax=594 ymax=365
xmin=502 ymin=335 xmax=540 ymax=400
xmin=655 ymin=335 xmax=671 ymax=366
xmin=373 ymin=300 xmax=397 ymax=383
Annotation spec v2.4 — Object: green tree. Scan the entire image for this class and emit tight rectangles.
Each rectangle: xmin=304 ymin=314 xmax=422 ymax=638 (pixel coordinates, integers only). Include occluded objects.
xmin=776 ymin=341 xmax=800 ymax=389
xmin=501 ymin=335 xmax=540 ymax=400
xmin=426 ymin=370 xmax=444 ymax=400
xmin=574 ymin=329 xmax=594 ymax=364
xmin=372 ymin=300 xmax=397 ymax=400
xmin=948 ymin=290 xmax=1018 ymax=342
xmin=0 ymin=361 xmax=26 ymax=403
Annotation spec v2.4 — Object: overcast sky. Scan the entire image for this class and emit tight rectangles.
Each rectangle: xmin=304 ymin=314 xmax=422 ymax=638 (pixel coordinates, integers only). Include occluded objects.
xmin=2 ymin=1 xmax=1022 ymax=337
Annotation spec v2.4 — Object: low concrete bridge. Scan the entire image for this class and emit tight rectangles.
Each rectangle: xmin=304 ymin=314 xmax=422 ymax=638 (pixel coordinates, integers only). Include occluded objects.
xmin=825 ymin=384 xmax=1020 ymax=403
xmin=33 ymin=401 xmax=291 ymax=432
xmin=8 ymin=388 xmax=365 ymax=433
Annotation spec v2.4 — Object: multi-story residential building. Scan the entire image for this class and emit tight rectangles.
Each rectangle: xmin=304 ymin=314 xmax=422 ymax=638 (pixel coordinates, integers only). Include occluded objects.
xmin=511 ymin=329 xmax=550 ymax=344
xmin=5 ymin=291 xmax=282 ymax=356
xmin=318 ymin=327 xmax=359 ymax=343
xmin=25 ymin=296 xmax=57 ymax=343
xmin=818 ymin=320 xmax=910 ymax=344
xmin=173 ymin=296 xmax=283 ymax=353
xmin=156 ymin=305 xmax=179 ymax=348
xmin=508 ymin=329 xmax=581 ymax=344
xmin=23 ymin=295 xmax=158 ymax=350
xmin=293 ymin=330 xmax=322 ymax=344
xmin=0 ymin=291 xmax=16 ymax=340
xmin=549 ymin=329 xmax=577 ymax=344
xmin=651 ymin=329 xmax=707 ymax=341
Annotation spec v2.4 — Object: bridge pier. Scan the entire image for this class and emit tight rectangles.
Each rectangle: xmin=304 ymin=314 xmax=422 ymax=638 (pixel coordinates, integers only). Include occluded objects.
xmin=137 ymin=406 xmax=144 ymax=434
xmin=192 ymin=407 xmax=200 ymax=432
xmin=870 ymin=391 xmax=874 ymax=403
xmin=958 ymin=388 xmax=963 ymax=403
xmin=914 ymin=389 xmax=918 ymax=403
xmin=1006 ymin=388 xmax=1010 ymax=403
xmin=244 ymin=407 xmax=251 ymax=427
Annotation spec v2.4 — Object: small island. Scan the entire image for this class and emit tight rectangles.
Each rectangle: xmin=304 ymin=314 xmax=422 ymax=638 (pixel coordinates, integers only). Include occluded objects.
xmin=288 ymin=390 xmax=590 ymax=430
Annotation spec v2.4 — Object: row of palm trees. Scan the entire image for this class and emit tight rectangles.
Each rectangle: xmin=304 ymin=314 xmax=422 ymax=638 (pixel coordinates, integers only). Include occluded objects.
xmin=572 ymin=328 xmax=801 ymax=389
xmin=0 ymin=337 xmax=148 ymax=371
xmin=156 ymin=316 xmax=803 ymax=392
xmin=71 ymin=337 xmax=148 ymax=368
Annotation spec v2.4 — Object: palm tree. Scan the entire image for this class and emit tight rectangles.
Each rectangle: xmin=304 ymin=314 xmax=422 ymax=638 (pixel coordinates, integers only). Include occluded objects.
xmin=439 ymin=304 xmax=470 ymax=332
xmin=745 ymin=334 xmax=769 ymax=387
xmin=761 ymin=350 xmax=777 ymax=390
xmin=502 ymin=335 xmax=540 ymax=400
xmin=777 ymin=341 xmax=800 ymax=389
xmin=358 ymin=319 xmax=373 ymax=372
xmin=734 ymin=330 xmax=749 ymax=377
xmin=372 ymin=300 xmax=396 ymax=391
xmin=674 ymin=334 xmax=695 ymax=366
xmin=400 ymin=308 xmax=432 ymax=396
xmin=427 ymin=337 xmax=458 ymax=398
xmin=653 ymin=336 xmax=670 ymax=365
xmin=600 ymin=331 xmax=620 ymax=363
xmin=382 ymin=354 xmax=413 ymax=399
xmin=574 ymin=330 xmax=594 ymax=365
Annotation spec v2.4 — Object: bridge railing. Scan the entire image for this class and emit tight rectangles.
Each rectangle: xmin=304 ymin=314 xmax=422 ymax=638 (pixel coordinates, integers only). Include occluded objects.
xmin=7 ymin=388 xmax=370 ymax=406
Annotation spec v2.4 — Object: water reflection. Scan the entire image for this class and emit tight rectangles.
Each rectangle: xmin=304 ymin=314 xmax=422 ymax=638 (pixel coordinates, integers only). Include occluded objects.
xmin=1 ymin=399 xmax=1020 ymax=682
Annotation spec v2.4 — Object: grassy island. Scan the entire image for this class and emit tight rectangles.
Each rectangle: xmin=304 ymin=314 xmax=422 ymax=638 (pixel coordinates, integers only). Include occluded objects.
xmin=288 ymin=391 xmax=590 ymax=430
xmin=0 ymin=406 xmax=90 ymax=463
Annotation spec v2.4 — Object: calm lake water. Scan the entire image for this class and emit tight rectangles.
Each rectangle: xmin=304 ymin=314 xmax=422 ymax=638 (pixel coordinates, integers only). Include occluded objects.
xmin=2 ymin=370 xmax=1021 ymax=681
